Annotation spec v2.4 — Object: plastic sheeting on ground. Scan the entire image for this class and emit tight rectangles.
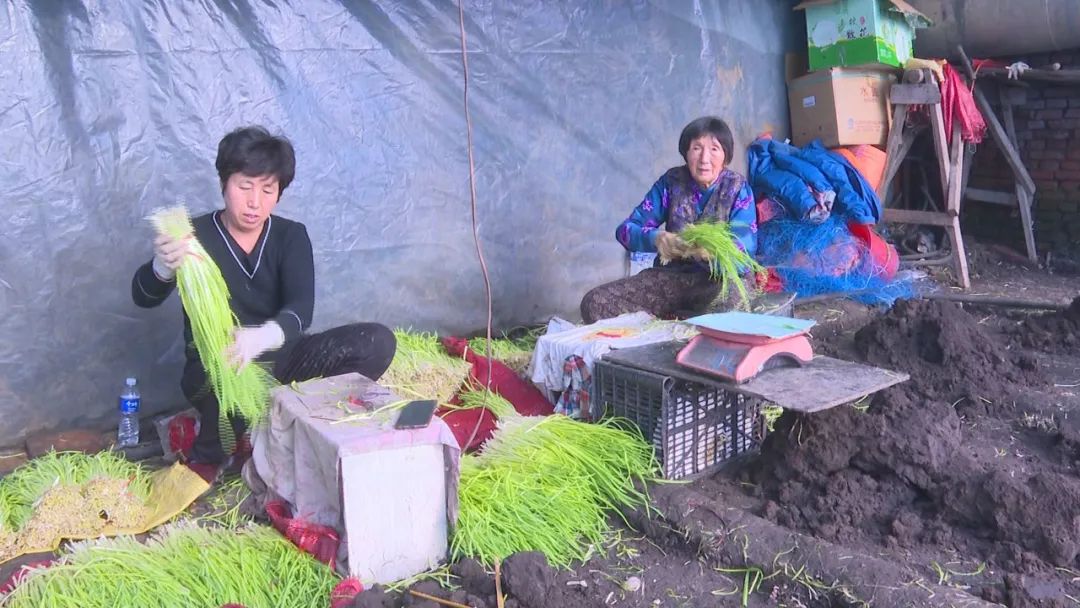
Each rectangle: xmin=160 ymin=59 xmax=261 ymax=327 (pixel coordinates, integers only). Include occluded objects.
xmin=0 ymin=1 xmax=797 ymax=446
xmin=0 ymin=463 xmax=209 ymax=566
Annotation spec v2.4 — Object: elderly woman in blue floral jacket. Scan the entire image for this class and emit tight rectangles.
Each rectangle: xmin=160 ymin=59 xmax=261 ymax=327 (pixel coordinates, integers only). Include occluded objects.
xmin=580 ymin=116 xmax=758 ymax=324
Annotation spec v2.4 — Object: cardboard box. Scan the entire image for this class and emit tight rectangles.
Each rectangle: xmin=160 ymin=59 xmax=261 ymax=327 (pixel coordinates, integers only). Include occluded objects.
xmin=794 ymin=0 xmax=931 ymax=70
xmin=788 ymin=67 xmax=895 ymax=148
xmin=784 ymin=51 xmax=809 ymax=84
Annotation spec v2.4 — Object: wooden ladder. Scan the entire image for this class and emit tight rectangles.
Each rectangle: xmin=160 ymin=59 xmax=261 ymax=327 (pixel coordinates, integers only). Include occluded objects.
xmin=878 ymin=68 xmax=971 ymax=289
xmin=956 ymin=47 xmax=1038 ymax=263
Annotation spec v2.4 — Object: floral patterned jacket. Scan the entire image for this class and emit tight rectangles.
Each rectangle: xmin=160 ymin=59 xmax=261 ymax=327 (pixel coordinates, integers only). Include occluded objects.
xmin=616 ymin=166 xmax=757 ymax=256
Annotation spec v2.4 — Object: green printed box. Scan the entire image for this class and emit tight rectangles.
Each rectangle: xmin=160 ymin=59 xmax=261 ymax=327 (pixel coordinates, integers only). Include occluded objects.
xmin=795 ymin=0 xmax=931 ymax=71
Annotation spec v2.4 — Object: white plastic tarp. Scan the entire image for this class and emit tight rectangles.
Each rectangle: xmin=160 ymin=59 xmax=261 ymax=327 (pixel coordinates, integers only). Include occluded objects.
xmin=0 ymin=1 xmax=795 ymax=445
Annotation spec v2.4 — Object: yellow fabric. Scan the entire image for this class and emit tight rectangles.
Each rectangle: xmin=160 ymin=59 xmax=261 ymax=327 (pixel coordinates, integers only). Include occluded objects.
xmin=136 ymin=462 xmax=213 ymax=531
xmin=904 ymin=58 xmax=946 ymax=83
xmin=0 ymin=462 xmax=209 ymax=564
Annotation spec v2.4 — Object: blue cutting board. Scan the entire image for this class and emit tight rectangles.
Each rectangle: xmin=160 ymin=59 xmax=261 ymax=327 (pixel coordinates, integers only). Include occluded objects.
xmin=683 ymin=312 xmax=816 ymax=340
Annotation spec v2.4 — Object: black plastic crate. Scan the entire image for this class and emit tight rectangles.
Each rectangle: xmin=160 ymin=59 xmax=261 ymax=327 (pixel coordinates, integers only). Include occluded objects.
xmin=594 ymin=358 xmax=763 ymax=479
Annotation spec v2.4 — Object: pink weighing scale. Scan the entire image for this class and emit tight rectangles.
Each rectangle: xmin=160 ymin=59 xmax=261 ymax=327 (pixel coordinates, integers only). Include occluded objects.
xmin=677 ymin=312 xmax=816 ymax=383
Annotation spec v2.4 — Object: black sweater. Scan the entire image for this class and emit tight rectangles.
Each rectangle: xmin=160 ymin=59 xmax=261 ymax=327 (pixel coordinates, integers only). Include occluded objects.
xmin=132 ymin=211 xmax=315 ymax=367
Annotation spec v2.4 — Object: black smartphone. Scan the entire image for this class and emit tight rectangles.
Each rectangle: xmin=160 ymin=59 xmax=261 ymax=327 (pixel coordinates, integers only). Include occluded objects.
xmin=394 ymin=399 xmax=438 ymax=430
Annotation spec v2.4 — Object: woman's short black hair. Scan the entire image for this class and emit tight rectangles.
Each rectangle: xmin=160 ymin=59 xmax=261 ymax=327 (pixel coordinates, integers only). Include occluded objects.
xmin=215 ymin=126 xmax=296 ymax=192
xmin=678 ymin=116 xmax=734 ymax=164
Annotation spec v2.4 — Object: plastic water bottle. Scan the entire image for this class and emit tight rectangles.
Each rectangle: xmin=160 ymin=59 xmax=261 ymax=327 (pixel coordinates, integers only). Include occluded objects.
xmin=117 ymin=377 xmax=141 ymax=447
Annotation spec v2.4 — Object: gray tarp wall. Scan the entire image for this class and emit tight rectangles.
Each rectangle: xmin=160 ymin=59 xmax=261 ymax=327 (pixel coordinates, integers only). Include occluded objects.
xmin=0 ymin=1 xmax=796 ymax=447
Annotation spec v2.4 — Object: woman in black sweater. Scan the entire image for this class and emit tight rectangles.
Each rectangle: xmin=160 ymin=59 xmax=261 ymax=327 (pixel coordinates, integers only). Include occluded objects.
xmin=132 ymin=126 xmax=396 ymax=467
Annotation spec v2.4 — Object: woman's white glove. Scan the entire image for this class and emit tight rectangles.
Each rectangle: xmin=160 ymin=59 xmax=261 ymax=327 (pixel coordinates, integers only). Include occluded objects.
xmin=226 ymin=321 xmax=285 ymax=371
xmin=655 ymin=230 xmax=686 ymax=263
xmin=656 ymin=230 xmax=709 ymax=264
xmin=151 ymin=234 xmax=191 ymax=281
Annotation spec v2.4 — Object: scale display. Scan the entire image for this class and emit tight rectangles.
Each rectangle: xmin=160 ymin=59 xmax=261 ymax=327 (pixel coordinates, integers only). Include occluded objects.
xmin=678 ymin=338 xmax=751 ymax=378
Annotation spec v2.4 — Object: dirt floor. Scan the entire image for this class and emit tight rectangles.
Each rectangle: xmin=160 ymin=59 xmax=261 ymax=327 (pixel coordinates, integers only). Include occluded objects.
xmin=352 ymin=244 xmax=1080 ymax=608
xmin=4 ymin=245 xmax=1076 ymax=607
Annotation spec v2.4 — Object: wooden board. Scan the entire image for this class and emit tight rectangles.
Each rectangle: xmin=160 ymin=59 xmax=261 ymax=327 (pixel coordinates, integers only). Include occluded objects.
xmin=974 ymin=86 xmax=1036 ymax=193
xmin=946 ymin=121 xmax=964 ymax=214
xmin=600 ymin=341 xmax=909 ymax=414
xmin=929 ymin=95 xmax=951 ymax=198
xmin=890 ymin=83 xmax=941 ymax=105
xmin=1002 ymin=96 xmax=1021 ymax=149
xmin=947 ymin=214 xmax=971 ymax=290
xmin=966 ymin=187 xmax=1016 ymax=206
xmin=1017 ymin=185 xmax=1038 ymax=262
xmin=960 ymin=143 xmax=975 ymax=204
xmin=980 ymin=66 xmax=1080 ymax=85
xmin=945 ymin=122 xmax=971 ymax=289
xmin=878 ymin=103 xmax=910 ymax=200
xmin=1001 ymin=93 xmax=1039 ymax=262
xmin=741 ymin=356 xmax=909 ymax=413
xmin=883 ymin=207 xmax=957 ymax=226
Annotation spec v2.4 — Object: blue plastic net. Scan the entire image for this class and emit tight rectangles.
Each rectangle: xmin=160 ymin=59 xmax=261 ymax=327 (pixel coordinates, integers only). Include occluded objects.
xmin=756 ymin=217 xmax=915 ymax=306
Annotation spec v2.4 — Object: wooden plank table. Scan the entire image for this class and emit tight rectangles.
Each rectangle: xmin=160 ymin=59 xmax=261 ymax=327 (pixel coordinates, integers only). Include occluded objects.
xmin=600 ymin=341 xmax=909 ymax=414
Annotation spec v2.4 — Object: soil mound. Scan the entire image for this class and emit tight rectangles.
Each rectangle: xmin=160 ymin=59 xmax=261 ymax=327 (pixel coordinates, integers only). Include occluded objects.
xmin=501 ymin=552 xmax=580 ymax=608
xmin=1011 ymin=296 xmax=1080 ymax=355
xmin=350 ymin=558 xmax=502 ymax=608
xmin=749 ymin=385 xmax=1080 ymax=583
xmin=350 ymin=555 xmax=581 ymax=608
xmin=853 ymin=299 xmax=1043 ymax=404
xmin=751 ymin=386 xmax=962 ymax=542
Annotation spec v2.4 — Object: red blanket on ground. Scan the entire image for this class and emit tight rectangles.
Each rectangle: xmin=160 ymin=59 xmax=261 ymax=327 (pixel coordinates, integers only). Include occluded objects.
xmin=436 ymin=336 xmax=554 ymax=452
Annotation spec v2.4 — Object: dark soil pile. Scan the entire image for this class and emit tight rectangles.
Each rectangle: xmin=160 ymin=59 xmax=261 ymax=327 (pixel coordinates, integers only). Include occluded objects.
xmin=853 ymin=299 xmax=1044 ymax=405
xmin=742 ymin=300 xmax=1080 ymax=604
xmin=350 ymin=551 xmax=735 ymax=608
xmin=351 ymin=559 xmax=510 ymax=608
xmin=749 ymin=387 xmax=1080 ymax=577
xmin=1010 ymin=296 xmax=1080 ymax=355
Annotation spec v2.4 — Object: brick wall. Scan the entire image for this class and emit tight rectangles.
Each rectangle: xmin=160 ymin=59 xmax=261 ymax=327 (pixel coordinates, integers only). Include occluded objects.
xmin=964 ymin=50 xmax=1080 ymax=260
